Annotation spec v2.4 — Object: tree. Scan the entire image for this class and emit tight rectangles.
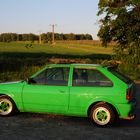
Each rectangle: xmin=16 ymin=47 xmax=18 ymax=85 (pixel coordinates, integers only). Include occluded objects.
xmin=41 ymin=33 xmax=48 ymax=43
xmin=85 ymin=34 xmax=93 ymax=40
xmin=0 ymin=33 xmax=17 ymax=42
xmin=0 ymin=32 xmax=93 ymax=42
xmin=98 ymin=0 xmax=140 ymax=64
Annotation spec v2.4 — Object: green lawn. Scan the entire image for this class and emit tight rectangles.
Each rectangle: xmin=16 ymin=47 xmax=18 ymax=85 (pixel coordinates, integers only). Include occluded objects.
xmin=0 ymin=41 xmax=113 ymax=55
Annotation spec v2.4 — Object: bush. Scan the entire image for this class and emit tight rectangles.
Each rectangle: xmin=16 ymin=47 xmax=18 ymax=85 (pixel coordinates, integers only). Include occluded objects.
xmin=118 ymin=64 xmax=140 ymax=80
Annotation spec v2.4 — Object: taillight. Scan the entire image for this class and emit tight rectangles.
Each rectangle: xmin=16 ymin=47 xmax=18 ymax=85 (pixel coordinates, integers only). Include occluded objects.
xmin=126 ymin=88 xmax=132 ymax=101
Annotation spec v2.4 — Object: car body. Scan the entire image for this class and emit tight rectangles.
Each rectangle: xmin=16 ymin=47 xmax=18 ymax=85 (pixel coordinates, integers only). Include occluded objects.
xmin=0 ymin=64 xmax=136 ymax=126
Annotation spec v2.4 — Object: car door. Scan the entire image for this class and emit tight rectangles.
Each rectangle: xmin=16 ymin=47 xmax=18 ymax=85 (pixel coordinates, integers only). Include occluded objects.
xmin=22 ymin=67 xmax=70 ymax=113
xmin=69 ymin=67 xmax=113 ymax=115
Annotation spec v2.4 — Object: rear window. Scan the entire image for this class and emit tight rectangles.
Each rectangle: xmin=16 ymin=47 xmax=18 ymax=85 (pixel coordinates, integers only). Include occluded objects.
xmin=108 ymin=68 xmax=132 ymax=84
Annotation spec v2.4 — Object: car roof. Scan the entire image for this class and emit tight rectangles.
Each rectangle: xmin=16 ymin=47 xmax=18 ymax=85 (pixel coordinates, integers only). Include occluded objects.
xmin=48 ymin=63 xmax=102 ymax=68
xmin=47 ymin=63 xmax=118 ymax=69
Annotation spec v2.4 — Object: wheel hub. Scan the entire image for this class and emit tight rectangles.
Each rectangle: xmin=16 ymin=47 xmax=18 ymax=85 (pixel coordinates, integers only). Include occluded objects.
xmin=0 ymin=102 xmax=10 ymax=112
xmin=96 ymin=110 xmax=108 ymax=121
xmin=0 ymin=98 xmax=13 ymax=115
xmin=93 ymin=106 xmax=111 ymax=125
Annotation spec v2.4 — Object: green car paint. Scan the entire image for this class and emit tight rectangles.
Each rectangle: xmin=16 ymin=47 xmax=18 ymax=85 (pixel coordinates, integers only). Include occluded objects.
xmin=0 ymin=64 xmax=136 ymax=126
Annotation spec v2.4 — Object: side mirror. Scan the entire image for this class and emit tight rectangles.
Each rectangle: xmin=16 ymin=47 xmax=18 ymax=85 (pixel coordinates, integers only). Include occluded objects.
xmin=25 ymin=78 xmax=29 ymax=84
xmin=25 ymin=78 xmax=36 ymax=84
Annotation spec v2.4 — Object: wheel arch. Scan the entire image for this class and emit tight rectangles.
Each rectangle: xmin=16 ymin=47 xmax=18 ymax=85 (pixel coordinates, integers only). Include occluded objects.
xmin=0 ymin=93 xmax=14 ymax=100
xmin=0 ymin=94 xmax=16 ymax=104
xmin=0 ymin=94 xmax=5 ymax=96
xmin=0 ymin=93 xmax=19 ymax=110
xmin=87 ymin=101 xmax=119 ymax=117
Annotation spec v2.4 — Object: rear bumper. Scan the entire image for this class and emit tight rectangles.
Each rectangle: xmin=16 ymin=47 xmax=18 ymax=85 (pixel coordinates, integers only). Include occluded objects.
xmin=120 ymin=114 xmax=136 ymax=120
xmin=117 ymin=101 xmax=137 ymax=120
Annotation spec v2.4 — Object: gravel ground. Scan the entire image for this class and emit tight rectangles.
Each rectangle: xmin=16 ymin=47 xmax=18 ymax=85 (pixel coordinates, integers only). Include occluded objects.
xmin=0 ymin=84 xmax=140 ymax=140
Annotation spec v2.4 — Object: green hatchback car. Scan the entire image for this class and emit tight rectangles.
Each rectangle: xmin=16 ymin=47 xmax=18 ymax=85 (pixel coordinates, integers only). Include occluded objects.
xmin=0 ymin=64 xmax=136 ymax=126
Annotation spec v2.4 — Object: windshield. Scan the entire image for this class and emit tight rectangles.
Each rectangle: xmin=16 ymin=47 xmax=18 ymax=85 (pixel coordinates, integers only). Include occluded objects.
xmin=108 ymin=67 xmax=133 ymax=84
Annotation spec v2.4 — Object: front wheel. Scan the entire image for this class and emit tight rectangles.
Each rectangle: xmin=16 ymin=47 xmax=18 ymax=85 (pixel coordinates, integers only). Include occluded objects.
xmin=90 ymin=103 xmax=115 ymax=126
xmin=0 ymin=95 xmax=17 ymax=116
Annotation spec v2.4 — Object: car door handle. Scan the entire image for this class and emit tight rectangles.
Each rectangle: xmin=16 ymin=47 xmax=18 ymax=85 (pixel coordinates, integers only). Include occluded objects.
xmin=59 ymin=90 xmax=65 ymax=93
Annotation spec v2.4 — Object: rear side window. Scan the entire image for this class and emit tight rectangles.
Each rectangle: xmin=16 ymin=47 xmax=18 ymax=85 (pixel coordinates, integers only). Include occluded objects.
xmin=108 ymin=68 xmax=133 ymax=84
xmin=72 ymin=68 xmax=113 ymax=87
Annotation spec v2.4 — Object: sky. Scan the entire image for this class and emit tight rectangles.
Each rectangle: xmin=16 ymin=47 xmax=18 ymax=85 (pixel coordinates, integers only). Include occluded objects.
xmin=0 ymin=0 xmax=100 ymax=39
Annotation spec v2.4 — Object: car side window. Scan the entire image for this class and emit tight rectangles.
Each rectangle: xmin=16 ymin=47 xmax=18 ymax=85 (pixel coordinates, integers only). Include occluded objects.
xmin=73 ymin=68 xmax=113 ymax=87
xmin=31 ymin=67 xmax=70 ymax=86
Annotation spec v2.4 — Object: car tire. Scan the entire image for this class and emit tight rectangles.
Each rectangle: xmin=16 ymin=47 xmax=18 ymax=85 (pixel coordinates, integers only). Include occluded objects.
xmin=0 ymin=95 xmax=17 ymax=116
xmin=90 ymin=103 xmax=115 ymax=126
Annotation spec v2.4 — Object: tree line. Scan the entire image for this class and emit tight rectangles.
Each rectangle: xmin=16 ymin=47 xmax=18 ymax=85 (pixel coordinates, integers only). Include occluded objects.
xmin=0 ymin=32 xmax=93 ymax=43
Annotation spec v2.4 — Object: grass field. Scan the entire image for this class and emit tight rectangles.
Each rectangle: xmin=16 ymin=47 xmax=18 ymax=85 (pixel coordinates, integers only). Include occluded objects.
xmin=0 ymin=41 xmax=113 ymax=55
xmin=0 ymin=41 xmax=114 ymax=82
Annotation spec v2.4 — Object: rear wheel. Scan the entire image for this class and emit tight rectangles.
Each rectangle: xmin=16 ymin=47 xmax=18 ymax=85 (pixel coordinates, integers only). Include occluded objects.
xmin=90 ymin=103 xmax=115 ymax=126
xmin=0 ymin=95 xmax=17 ymax=116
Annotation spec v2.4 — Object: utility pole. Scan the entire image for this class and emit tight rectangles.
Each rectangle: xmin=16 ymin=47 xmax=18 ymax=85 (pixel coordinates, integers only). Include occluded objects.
xmin=50 ymin=24 xmax=57 ymax=45
xmin=39 ymin=34 xmax=42 ymax=44
xmin=38 ymin=30 xmax=42 ymax=44
xmin=17 ymin=33 xmax=19 ymax=42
